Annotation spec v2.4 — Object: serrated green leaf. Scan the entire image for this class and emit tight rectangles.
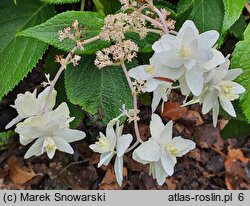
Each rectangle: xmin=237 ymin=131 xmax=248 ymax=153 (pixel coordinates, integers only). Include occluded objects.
xmin=0 ymin=0 xmax=54 ymax=99
xmin=176 ymin=0 xmax=194 ymax=14
xmin=221 ymin=119 xmax=250 ymax=139
xmin=65 ymin=55 xmax=134 ymax=124
xmin=176 ymin=0 xmax=224 ymax=32
xmin=222 ymin=0 xmax=245 ymax=34
xmin=231 ymin=24 xmax=250 ymax=123
xmin=42 ymin=0 xmax=80 ymax=3
xmin=18 ymin=11 xmax=109 ymax=54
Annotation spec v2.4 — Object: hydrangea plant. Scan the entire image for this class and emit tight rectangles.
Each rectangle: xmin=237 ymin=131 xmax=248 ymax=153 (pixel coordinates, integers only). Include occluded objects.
xmin=1 ymin=0 xmax=249 ymax=186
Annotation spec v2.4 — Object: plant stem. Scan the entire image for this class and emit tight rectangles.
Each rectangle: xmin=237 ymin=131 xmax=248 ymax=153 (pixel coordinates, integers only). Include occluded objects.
xmin=149 ymin=4 xmax=169 ymax=34
xmin=80 ymin=0 xmax=85 ymax=11
xmin=139 ymin=13 xmax=163 ymax=30
xmin=42 ymin=35 xmax=100 ymax=112
xmin=245 ymin=2 xmax=250 ymax=14
xmin=121 ymin=62 xmax=143 ymax=144
xmin=146 ymin=28 xmax=163 ymax=34
xmin=42 ymin=46 xmax=78 ymax=112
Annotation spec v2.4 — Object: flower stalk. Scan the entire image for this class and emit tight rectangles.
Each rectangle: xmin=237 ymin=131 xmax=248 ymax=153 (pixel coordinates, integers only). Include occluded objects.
xmin=121 ymin=61 xmax=143 ymax=144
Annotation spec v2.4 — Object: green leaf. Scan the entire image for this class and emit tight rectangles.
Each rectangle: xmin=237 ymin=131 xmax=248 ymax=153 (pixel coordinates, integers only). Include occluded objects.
xmin=18 ymin=11 xmax=109 ymax=54
xmin=126 ymin=32 xmax=160 ymax=53
xmin=176 ymin=0 xmax=194 ymax=15
xmin=41 ymin=0 xmax=80 ymax=3
xmin=44 ymin=47 xmax=84 ymax=128
xmin=176 ymin=0 xmax=224 ymax=32
xmin=0 ymin=131 xmax=14 ymax=148
xmin=231 ymin=24 xmax=250 ymax=122
xmin=221 ymin=119 xmax=250 ymax=139
xmin=154 ymin=1 xmax=176 ymax=16
xmin=65 ymin=55 xmax=134 ymax=124
xmin=222 ymin=0 xmax=245 ymax=34
xmin=93 ymin=0 xmax=121 ymax=15
xmin=229 ymin=15 xmax=246 ymax=40
xmin=0 ymin=0 xmax=54 ymax=99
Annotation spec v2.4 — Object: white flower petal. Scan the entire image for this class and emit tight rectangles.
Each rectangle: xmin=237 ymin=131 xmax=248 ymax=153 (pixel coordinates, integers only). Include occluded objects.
xmin=114 ymin=157 xmax=123 ymax=186
xmin=5 ymin=115 xmax=23 ymax=129
xmin=151 ymin=161 xmax=168 ymax=185
xmin=133 ymin=139 xmax=161 ymax=162
xmin=151 ymin=89 xmax=162 ymax=112
xmin=47 ymin=148 xmax=56 ymax=159
xmin=184 ymin=58 xmax=196 ymax=70
xmin=52 ymin=102 xmax=70 ymax=122
xmin=200 ymin=49 xmax=225 ymax=70
xmin=152 ymin=34 xmax=176 ymax=53
xmin=19 ymin=135 xmax=35 ymax=146
xmin=195 ymin=48 xmax=213 ymax=63
xmin=132 ymin=150 xmax=150 ymax=164
xmin=142 ymin=79 xmax=159 ymax=92
xmin=150 ymin=114 xmax=165 ymax=140
xmin=225 ymin=69 xmax=242 ymax=81
xmin=128 ymin=65 xmax=151 ymax=80
xmin=98 ymin=152 xmax=114 ymax=167
xmin=219 ymin=95 xmax=236 ymax=117
xmin=53 ymin=128 xmax=86 ymax=143
xmin=154 ymin=52 xmax=184 ymax=68
xmin=24 ymin=137 xmax=45 ymax=159
xmin=181 ymin=26 xmax=197 ymax=45
xmin=178 ymin=20 xmax=199 ymax=39
xmin=171 ymin=136 xmax=196 ymax=157
xmin=19 ymin=92 xmax=38 ymax=117
xmin=212 ymin=100 xmax=220 ymax=127
xmin=185 ymin=67 xmax=204 ymax=96
xmin=231 ymin=82 xmax=246 ymax=94
xmin=178 ymin=75 xmax=190 ymax=96
xmin=158 ymin=120 xmax=173 ymax=145
xmin=116 ymin=134 xmax=133 ymax=157
xmin=198 ymin=30 xmax=219 ymax=48
xmin=105 ymin=125 xmax=116 ymax=150
xmin=160 ymin=151 xmax=175 ymax=175
xmin=53 ymin=136 xmax=74 ymax=154
xmin=37 ymin=86 xmax=57 ymax=111
xmin=202 ymin=89 xmax=218 ymax=114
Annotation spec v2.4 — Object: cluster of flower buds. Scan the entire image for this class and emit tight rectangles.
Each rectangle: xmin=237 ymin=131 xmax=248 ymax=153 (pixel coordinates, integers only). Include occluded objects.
xmin=58 ymin=20 xmax=81 ymax=41
xmin=99 ymin=12 xmax=147 ymax=43
xmin=58 ymin=20 xmax=84 ymax=50
xmin=5 ymin=87 xmax=86 ymax=159
xmin=129 ymin=20 xmax=245 ymax=126
xmin=95 ymin=40 xmax=139 ymax=69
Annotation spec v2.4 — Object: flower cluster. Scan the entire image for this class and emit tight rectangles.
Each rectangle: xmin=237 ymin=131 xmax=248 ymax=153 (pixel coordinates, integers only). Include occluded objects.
xmin=58 ymin=20 xmax=81 ymax=42
xmin=187 ymin=57 xmax=245 ymax=126
xmin=95 ymin=40 xmax=139 ymax=69
xmin=89 ymin=118 xmax=132 ymax=186
xmin=5 ymin=87 xmax=86 ymax=159
xmin=100 ymin=12 xmax=147 ymax=43
xmin=58 ymin=20 xmax=84 ymax=50
xmin=119 ymin=0 xmax=139 ymax=11
xmin=129 ymin=20 xmax=245 ymax=125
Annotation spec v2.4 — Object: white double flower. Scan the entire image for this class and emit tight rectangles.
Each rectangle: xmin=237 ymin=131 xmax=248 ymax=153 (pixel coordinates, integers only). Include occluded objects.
xmin=89 ymin=119 xmax=133 ymax=186
xmin=133 ymin=114 xmax=195 ymax=185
